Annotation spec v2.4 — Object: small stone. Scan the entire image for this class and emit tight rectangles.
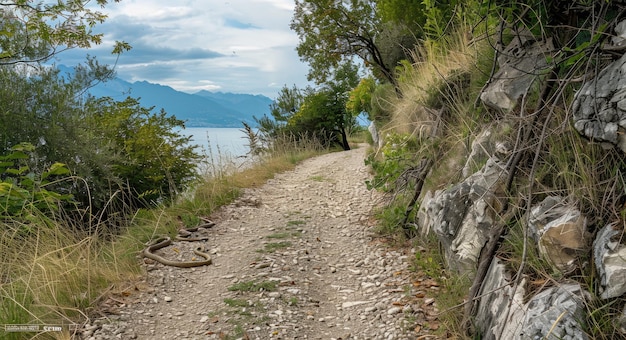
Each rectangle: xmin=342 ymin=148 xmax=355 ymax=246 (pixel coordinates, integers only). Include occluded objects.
xmin=164 ymin=296 xmax=173 ymax=302
xmin=387 ymin=307 xmax=402 ymax=315
xmin=268 ymin=292 xmax=281 ymax=298
xmin=361 ymin=282 xmax=376 ymax=289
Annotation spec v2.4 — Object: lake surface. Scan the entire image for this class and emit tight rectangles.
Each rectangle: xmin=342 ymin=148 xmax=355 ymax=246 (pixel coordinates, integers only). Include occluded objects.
xmin=179 ymin=127 xmax=250 ymax=157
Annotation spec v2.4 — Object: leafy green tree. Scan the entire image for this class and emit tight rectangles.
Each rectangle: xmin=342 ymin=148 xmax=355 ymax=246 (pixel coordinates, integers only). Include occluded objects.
xmin=254 ymin=84 xmax=306 ymax=146
xmin=346 ymin=77 xmax=375 ymax=119
xmin=376 ymin=0 xmax=427 ymax=33
xmin=0 ymin=0 xmax=127 ymax=65
xmin=289 ymin=88 xmax=353 ymax=150
xmin=259 ymin=62 xmax=360 ymax=151
xmin=85 ymin=97 xmax=201 ymax=207
xmin=291 ymin=0 xmax=397 ymax=87
xmin=268 ymin=84 xmax=306 ymax=123
xmin=0 ymin=63 xmax=200 ymax=223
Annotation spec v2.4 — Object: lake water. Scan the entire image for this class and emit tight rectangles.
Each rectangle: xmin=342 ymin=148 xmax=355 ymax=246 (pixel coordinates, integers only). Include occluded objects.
xmin=178 ymin=127 xmax=253 ymax=170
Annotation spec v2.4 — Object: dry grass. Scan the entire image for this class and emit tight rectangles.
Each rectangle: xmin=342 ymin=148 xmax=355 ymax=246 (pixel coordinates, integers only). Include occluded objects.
xmin=383 ymin=26 xmax=488 ymax=138
xmin=0 ymin=138 xmax=326 ymax=339
xmin=0 ymin=215 xmax=140 ymax=340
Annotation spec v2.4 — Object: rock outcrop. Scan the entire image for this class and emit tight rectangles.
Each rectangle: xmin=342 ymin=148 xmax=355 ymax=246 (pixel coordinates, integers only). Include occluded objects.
xmin=528 ymin=196 xmax=590 ymax=274
xmin=421 ymin=156 xmax=508 ymax=273
xmin=480 ymin=29 xmax=555 ymax=112
xmin=594 ymin=223 xmax=626 ymax=299
xmin=572 ymin=52 xmax=626 ymax=152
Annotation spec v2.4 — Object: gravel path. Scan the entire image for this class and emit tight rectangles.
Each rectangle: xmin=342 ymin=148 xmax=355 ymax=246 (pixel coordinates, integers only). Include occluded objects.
xmin=84 ymin=146 xmax=440 ymax=339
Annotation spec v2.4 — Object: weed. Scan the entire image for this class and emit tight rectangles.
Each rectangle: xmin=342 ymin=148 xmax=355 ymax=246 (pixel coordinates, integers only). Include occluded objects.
xmin=286 ymin=219 xmax=307 ymax=226
xmin=258 ymin=241 xmax=292 ymax=253
xmin=224 ymin=298 xmax=250 ymax=308
xmin=267 ymin=231 xmax=301 ymax=239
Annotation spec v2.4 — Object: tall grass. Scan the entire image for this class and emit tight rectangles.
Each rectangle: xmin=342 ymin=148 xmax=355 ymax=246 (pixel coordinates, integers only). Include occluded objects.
xmin=0 ymin=133 xmax=328 ymax=339
xmin=0 ymin=213 xmax=137 ymax=339
xmin=385 ymin=25 xmax=491 ymax=138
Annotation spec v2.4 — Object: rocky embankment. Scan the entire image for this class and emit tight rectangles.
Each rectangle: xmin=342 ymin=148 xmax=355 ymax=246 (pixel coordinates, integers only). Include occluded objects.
xmin=83 ymin=146 xmax=441 ymax=339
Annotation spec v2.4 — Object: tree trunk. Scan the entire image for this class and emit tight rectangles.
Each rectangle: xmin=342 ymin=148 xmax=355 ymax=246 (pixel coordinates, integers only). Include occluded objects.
xmin=340 ymin=128 xmax=350 ymax=150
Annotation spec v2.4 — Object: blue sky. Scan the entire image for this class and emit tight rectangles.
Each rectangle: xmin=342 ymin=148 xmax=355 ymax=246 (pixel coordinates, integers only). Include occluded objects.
xmin=53 ymin=0 xmax=311 ymax=98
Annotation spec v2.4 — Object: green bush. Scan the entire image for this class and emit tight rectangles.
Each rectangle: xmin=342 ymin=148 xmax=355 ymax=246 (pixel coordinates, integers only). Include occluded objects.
xmin=0 ymin=65 xmax=200 ymax=227
xmin=86 ymin=97 xmax=200 ymax=207
xmin=0 ymin=143 xmax=74 ymax=218
xmin=365 ymin=133 xmax=420 ymax=192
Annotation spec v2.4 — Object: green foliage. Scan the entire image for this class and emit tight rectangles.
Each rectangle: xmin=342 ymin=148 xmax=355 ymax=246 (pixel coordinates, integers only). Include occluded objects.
xmin=0 ymin=63 xmax=200 ymax=224
xmin=376 ymin=0 xmax=426 ymax=34
xmin=373 ymin=197 xmax=411 ymax=235
xmin=258 ymin=62 xmax=360 ymax=151
xmin=0 ymin=0 xmax=124 ymax=64
xmin=369 ymin=83 xmax=396 ymax=123
xmin=365 ymin=133 xmax=420 ymax=192
xmin=422 ymin=0 xmax=459 ymax=39
xmin=88 ymin=97 xmax=201 ymax=206
xmin=346 ymin=77 xmax=375 ymax=118
xmin=291 ymin=0 xmax=396 ymax=86
xmin=0 ymin=143 xmax=74 ymax=218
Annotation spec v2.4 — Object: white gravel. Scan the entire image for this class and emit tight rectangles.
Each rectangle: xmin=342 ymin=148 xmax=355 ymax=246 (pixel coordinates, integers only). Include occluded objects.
xmin=83 ymin=146 xmax=439 ymax=339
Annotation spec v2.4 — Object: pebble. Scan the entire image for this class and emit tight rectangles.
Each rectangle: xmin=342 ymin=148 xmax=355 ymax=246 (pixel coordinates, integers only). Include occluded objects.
xmin=86 ymin=148 xmax=423 ymax=340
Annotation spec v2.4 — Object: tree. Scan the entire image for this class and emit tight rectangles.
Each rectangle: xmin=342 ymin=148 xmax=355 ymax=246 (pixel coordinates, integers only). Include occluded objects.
xmin=376 ymin=0 xmax=427 ymax=33
xmin=88 ymin=97 xmax=200 ymax=207
xmin=0 ymin=0 xmax=127 ymax=65
xmin=346 ymin=77 xmax=375 ymax=119
xmin=291 ymin=0 xmax=397 ymax=87
xmin=259 ymin=62 xmax=360 ymax=151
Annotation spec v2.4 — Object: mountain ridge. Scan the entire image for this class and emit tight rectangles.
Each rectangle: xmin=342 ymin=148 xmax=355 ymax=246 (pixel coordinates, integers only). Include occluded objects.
xmin=64 ymin=66 xmax=274 ymax=127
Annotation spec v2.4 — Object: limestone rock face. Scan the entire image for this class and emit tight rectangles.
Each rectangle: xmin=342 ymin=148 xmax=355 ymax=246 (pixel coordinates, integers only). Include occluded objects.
xmin=474 ymin=258 xmax=526 ymax=340
xmin=504 ymin=283 xmax=589 ymax=340
xmin=423 ymin=157 xmax=508 ymax=273
xmin=461 ymin=122 xmax=512 ymax=178
xmin=593 ymin=223 xmax=626 ymax=299
xmin=527 ymin=196 xmax=590 ymax=274
xmin=480 ymin=30 xmax=555 ymax=112
xmin=572 ymin=51 xmax=626 ymax=152
xmin=475 ymin=259 xmax=589 ymax=340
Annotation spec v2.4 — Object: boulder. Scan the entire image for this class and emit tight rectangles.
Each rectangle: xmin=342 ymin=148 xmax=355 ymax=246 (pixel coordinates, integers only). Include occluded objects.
xmin=502 ymin=283 xmax=590 ymax=339
xmin=415 ymin=190 xmax=434 ymax=236
xmin=423 ymin=156 xmax=508 ymax=273
xmin=368 ymin=121 xmax=382 ymax=149
xmin=480 ymin=29 xmax=555 ymax=112
xmin=527 ymin=196 xmax=590 ymax=274
xmin=572 ymin=38 xmax=626 ymax=152
xmin=474 ymin=258 xmax=526 ymax=340
xmin=461 ymin=122 xmax=512 ymax=178
xmin=593 ymin=223 xmax=626 ymax=299
xmin=474 ymin=259 xmax=589 ymax=339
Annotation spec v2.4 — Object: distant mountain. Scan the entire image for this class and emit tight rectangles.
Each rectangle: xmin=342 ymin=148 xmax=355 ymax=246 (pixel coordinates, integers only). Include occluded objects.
xmin=63 ymin=66 xmax=274 ymax=127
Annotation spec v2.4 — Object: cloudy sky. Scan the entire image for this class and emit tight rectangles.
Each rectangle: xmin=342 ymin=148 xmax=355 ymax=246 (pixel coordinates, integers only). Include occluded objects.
xmin=54 ymin=0 xmax=311 ymax=98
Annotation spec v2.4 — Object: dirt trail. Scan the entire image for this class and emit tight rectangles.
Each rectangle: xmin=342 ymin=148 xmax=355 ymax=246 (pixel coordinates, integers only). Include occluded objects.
xmin=85 ymin=146 xmax=440 ymax=340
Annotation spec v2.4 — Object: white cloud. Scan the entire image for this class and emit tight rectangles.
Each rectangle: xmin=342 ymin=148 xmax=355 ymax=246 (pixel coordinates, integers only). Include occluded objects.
xmin=59 ymin=0 xmax=311 ymax=97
